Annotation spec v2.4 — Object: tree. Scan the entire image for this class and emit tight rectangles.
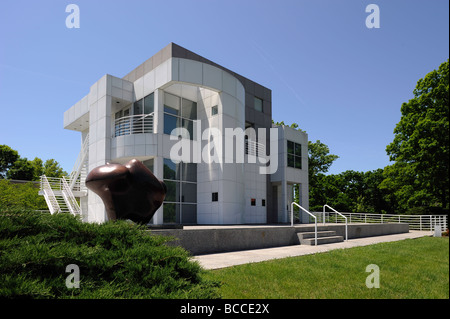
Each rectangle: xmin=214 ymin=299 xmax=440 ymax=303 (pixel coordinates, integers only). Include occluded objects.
xmin=383 ymin=60 xmax=449 ymax=212
xmin=42 ymin=159 xmax=67 ymax=178
xmin=30 ymin=157 xmax=44 ymax=180
xmin=6 ymin=158 xmax=34 ymax=181
xmin=0 ymin=145 xmax=19 ymax=178
xmin=0 ymin=145 xmax=67 ymax=181
xmin=308 ymin=140 xmax=339 ymax=179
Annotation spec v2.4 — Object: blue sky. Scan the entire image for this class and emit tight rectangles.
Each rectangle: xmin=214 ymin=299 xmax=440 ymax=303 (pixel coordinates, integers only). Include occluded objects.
xmin=0 ymin=0 xmax=448 ymax=175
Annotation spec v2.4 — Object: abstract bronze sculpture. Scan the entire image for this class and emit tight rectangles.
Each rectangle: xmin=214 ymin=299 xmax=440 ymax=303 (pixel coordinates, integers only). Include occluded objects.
xmin=85 ymin=159 xmax=166 ymax=223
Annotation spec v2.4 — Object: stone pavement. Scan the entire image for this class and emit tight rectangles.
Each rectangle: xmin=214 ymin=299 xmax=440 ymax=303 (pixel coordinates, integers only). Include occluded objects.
xmin=193 ymin=230 xmax=434 ymax=270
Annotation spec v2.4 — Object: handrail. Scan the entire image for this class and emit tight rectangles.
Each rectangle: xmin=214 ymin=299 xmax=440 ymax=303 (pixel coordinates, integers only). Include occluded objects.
xmin=291 ymin=202 xmax=317 ymax=246
xmin=315 ymin=211 xmax=448 ymax=232
xmin=323 ymin=204 xmax=348 ymax=241
xmin=61 ymin=177 xmax=81 ymax=216
xmin=40 ymin=175 xmax=60 ymax=214
xmin=114 ymin=112 xmax=154 ymax=137
xmin=69 ymin=133 xmax=89 ymax=190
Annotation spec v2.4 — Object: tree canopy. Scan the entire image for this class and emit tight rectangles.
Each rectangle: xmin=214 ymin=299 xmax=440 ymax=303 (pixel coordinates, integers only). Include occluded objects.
xmin=382 ymin=60 xmax=449 ymax=212
xmin=0 ymin=145 xmax=67 ymax=181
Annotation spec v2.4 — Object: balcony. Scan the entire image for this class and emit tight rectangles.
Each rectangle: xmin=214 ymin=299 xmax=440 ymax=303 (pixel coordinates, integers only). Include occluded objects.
xmin=114 ymin=113 xmax=154 ymax=137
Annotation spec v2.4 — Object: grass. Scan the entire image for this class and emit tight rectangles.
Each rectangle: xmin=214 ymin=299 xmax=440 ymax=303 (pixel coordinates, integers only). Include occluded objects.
xmin=204 ymin=237 xmax=449 ymax=299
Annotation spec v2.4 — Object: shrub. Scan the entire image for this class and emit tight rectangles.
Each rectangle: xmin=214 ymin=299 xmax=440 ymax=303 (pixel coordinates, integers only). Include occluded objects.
xmin=0 ymin=180 xmax=47 ymax=211
xmin=0 ymin=209 xmax=220 ymax=299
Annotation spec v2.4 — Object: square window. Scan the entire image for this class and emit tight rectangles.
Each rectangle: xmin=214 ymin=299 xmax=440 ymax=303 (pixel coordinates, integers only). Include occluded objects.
xmin=181 ymin=182 xmax=197 ymax=203
xmin=287 ymin=154 xmax=295 ymax=168
xmin=287 ymin=140 xmax=294 ymax=155
xmin=163 ymin=180 xmax=180 ymax=202
xmin=144 ymin=93 xmax=154 ymax=114
xmin=262 ymin=199 xmax=266 ymax=207
xmin=295 ymin=156 xmax=302 ymax=169
xmin=254 ymin=97 xmax=263 ymax=112
xmin=164 ymin=113 xmax=180 ymax=135
xmin=134 ymin=99 xmax=143 ymax=115
xmin=211 ymin=105 xmax=218 ymax=116
xmin=182 ymin=98 xmax=197 ymax=119
xmin=163 ymin=158 xmax=179 ymax=180
xmin=251 ymin=198 xmax=256 ymax=206
xmin=212 ymin=192 xmax=218 ymax=202
xmin=163 ymin=203 xmax=178 ymax=224
xmin=164 ymin=92 xmax=180 ymax=114
xmin=295 ymin=143 xmax=302 ymax=156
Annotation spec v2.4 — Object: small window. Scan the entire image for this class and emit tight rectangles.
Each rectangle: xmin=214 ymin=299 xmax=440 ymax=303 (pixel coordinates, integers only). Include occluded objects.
xmin=251 ymin=198 xmax=256 ymax=206
xmin=254 ymin=97 xmax=263 ymax=112
xmin=262 ymin=199 xmax=266 ymax=207
xmin=212 ymin=192 xmax=218 ymax=202
xmin=287 ymin=140 xmax=302 ymax=169
xmin=211 ymin=105 xmax=218 ymax=116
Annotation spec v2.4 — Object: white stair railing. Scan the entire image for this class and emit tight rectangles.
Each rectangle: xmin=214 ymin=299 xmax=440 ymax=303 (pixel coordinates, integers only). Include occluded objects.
xmin=61 ymin=177 xmax=81 ymax=216
xmin=323 ymin=204 xmax=348 ymax=241
xmin=291 ymin=202 xmax=317 ymax=246
xmin=40 ymin=175 xmax=60 ymax=214
xmin=69 ymin=133 xmax=89 ymax=190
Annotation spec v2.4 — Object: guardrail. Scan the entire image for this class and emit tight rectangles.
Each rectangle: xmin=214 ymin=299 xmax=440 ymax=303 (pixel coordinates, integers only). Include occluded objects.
xmin=291 ymin=202 xmax=317 ymax=245
xmin=323 ymin=205 xmax=348 ymax=241
xmin=61 ymin=177 xmax=81 ymax=216
xmin=40 ymin=175 xmax=60 ymax=215
xmin=114 ymin=113 xmax=154 ymax=137
xmin=314 ymin=211 xmax=448 ymax=232
xmin=40 ymin=177 xmax=83 ymax=192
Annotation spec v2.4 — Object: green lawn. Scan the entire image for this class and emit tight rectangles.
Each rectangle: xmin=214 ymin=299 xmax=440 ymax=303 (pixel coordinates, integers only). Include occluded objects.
xmin=203 ymin=237 xmax=449 ymax=299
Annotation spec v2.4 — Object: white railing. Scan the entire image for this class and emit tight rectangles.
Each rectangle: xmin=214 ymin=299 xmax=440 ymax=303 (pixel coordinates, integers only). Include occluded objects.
xmin=323 ymin=205 xmax=348 ymax=241
xmin=245 ymin=139 xmax=266 ymax=158
xmin=69 ymin=133 xmax=89 ymax=190
xmin=114 ymin=113 xmax=154 ymax=137
xmin=291 ymin=202 xmax=317 ymax=245
xmin=61 ymin=177 xmax=81 ymax=216
xmin=316 ymin=211 xmax=448 ymax=232
xmin=40 ymin=175 xmax=60 ymax=215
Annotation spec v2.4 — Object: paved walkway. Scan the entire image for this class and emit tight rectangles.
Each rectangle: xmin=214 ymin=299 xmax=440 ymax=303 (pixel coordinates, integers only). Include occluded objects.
xmin=193 ymin=231 xmax=434 ymax=270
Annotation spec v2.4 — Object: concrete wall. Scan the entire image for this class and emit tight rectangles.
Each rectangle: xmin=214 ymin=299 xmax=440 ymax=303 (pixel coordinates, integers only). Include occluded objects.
xmin=150 ymin=223 xmax=410 ymax=255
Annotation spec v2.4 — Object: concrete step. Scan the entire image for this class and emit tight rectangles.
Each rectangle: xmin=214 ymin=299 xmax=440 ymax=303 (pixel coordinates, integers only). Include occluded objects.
xmin=299 ymin=235 xmax=344 ymax=245
xmin=297 ymin=230 xmax=344 ymax=245
xmin=297 ymin=230 xmax=337 ymax=240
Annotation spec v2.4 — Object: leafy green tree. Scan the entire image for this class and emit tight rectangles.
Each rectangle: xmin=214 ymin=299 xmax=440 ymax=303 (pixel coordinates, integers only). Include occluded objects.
xmin=30 ymin=157 xmax=44 ymax=180
xmin=0 ymin=145 xmax=19 ymax=178
xmin=0 ymin=145 xmax=67 ymax=181
xmin=6 ymin=158 xmax=34 ymax=181
xmin=383 ymin=60 xmax=449 ymax=212
xmin=42 ymin=159 xmax=67 ymax=178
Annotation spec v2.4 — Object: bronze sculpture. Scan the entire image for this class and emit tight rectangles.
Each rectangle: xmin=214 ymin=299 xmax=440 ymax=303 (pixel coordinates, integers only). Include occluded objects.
xmin=85 ymin=159 xmax=166 ymax=223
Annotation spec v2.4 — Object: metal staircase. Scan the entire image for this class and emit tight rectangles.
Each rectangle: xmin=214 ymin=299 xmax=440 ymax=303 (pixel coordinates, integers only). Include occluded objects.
xmin=39 ymin=134 xmax=89 ymax=215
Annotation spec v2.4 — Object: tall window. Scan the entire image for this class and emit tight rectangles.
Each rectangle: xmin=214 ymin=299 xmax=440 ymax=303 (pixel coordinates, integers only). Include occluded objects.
xmin=254 ymin=97 xmax=263 ymax=112
xmin=287 ymin=140 xmax=302 ymax=169
xmin=163 ymin=158 xmax=197 ymax=224
xmin=163 ymin=92 xmax=197 ymax=140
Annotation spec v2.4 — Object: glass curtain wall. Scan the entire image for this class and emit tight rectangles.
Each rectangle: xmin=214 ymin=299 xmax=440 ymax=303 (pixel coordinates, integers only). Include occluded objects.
xmin=163 ymin=92 xmax=197 ymax=139
xmin=163 ymin=158 xmax=197 ymax=224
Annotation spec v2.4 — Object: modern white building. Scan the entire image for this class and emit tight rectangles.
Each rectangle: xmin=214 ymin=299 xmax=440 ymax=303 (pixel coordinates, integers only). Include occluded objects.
xmin=52 ymin=43 xmax=308 ymax=225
